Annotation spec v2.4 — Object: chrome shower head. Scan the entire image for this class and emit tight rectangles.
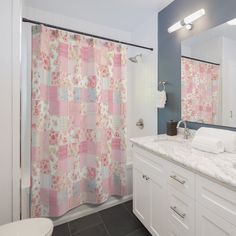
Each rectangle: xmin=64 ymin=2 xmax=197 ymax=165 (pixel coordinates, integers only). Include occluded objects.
xmin=129 ymin=54 xmax=142 ymax=63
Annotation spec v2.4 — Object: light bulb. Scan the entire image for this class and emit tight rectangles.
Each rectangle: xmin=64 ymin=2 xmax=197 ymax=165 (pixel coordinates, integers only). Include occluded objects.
xmin=184 ymin=9 xmax=205 ymax=25
xmin=227 ymin=18 xmax=236 ymax=25
xmin=168 ymin=21 xmax=183 ymax=33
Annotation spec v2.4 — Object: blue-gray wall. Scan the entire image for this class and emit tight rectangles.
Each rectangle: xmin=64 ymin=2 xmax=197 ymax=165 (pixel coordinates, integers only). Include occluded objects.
xmin=158 ymin=0 xmax=236 ymax=134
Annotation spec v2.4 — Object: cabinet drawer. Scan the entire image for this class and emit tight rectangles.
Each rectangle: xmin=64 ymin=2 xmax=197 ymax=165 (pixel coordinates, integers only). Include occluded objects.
xmin=133 ymin=146 xmax=167 ymax=168
xmin=196 ymin=175 xmax=236 ymax=227
xmin=196 ymin=203 xmax=236 ymax=236
xmin=133 ymin=152 xmax=153 ymax=175
xmin=133 ymin=152 xmax=166 ymax=185
xmin=167 ymin=186 xmax=195 ymax=236
xmin=167 ymin=161 xmax=195 ymax=199
xmin=167 ymin=219 xmax=193 ymax=236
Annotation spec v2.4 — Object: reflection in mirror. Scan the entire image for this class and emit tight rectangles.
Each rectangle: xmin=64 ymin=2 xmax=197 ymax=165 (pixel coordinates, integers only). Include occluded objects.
xmin=181 ymin=18 xmax=236 ymax=128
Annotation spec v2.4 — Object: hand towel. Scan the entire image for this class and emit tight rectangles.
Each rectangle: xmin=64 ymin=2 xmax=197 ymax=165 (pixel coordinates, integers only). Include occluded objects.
xmin=195 ymin=127 xmax=236 ymax=153
xmin=191 ymin=135 xmax=224 ymax=154
xmin=157 ymin=90 xmax=167 ymax=108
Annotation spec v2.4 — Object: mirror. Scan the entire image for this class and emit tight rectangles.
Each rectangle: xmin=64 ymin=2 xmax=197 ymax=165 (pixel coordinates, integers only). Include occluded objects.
xmin=181 ymin=19 xmax=236 ymax=127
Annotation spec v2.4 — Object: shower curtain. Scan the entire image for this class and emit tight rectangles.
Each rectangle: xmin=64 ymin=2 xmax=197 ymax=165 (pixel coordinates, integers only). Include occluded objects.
xmin=31 ymin=25 xmax=127 ymax=217
xmin=181 ymin=57 xmax=221 ymax=124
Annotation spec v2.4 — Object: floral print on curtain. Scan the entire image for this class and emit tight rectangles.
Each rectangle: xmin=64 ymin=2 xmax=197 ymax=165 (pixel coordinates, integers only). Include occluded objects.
xmin=181 ymin=57 xmax=220 ymax=124
xmin=31 ymin=25 xmax=127 ymax=217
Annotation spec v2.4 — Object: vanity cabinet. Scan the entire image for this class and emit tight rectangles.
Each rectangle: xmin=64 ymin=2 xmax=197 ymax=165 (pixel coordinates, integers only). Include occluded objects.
xmin=132 ymin=145 xmax=236 ymax=236
xmin=133 ymin=167 xmax=150 ymax=224
xmin=133 ymin=149 xmax=167 ymax=236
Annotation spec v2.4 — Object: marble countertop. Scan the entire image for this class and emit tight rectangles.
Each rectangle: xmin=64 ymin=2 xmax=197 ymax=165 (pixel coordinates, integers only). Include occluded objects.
xmin=130 ymin=134 xmax=236 ymax=190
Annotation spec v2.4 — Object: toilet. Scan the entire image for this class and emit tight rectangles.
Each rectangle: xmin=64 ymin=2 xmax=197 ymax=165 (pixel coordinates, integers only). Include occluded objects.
xmin=0 ymin=218 xmax=53 ymax=236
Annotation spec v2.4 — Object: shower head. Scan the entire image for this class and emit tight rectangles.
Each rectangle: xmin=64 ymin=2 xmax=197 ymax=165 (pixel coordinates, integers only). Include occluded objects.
xmin=129 ymin=54 xmax=142 ymax=63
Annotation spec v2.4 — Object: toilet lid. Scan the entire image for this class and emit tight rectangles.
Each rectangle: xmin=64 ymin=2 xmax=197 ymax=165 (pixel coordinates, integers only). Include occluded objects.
xmin=0 ymin=218 xmax=53 ymax=236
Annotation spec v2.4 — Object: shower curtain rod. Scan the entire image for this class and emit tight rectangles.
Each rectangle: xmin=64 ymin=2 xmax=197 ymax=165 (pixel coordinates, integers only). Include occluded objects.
xmin=181 ymin=56 xmax=220 ymax=66
xmin=22 ymin=18 xmax=154 ymax=51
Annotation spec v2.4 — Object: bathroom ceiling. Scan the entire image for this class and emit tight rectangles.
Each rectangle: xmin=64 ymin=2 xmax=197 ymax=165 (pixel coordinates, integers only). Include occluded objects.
xmin=23 ymin=0 xmax=174 ymax=31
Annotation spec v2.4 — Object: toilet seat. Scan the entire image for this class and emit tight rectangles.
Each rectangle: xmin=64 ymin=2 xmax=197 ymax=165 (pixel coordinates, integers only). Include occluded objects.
xmin=0 ymin=218 xmax=53 ymax=236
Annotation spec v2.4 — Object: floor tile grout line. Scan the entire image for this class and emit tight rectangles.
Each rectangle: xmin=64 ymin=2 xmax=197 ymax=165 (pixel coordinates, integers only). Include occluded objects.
xmin=99 ymin=201 xmax=143 ymax=236
xmin=68 ymin=213 xmax=103 ymax=235
xmin=61 ymin=201 xmax=138 ymax=236
xmin=125 ymin=228 xmax=140 ymax=236
xmin=122 ymin=202 xmax=136 ymax=219
xmin=70 ymin=223 xmax=108 ymax=236
xmin=67 ymin=222 xmax=72 ymax=236
xmin=97 ymin=212 xmax=111 ymax=236
xmin=102 ymin=222 xmax=111 ymax=236
xmin=122 ymin=201 xmax=147 ymax=233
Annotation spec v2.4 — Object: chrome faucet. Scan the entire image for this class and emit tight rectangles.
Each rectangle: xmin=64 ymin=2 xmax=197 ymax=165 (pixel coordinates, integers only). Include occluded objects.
xmin=176 ymin=120 xmax=190 ymax=139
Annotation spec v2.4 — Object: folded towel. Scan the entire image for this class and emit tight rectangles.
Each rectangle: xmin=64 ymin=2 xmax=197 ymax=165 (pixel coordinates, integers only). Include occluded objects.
xmin=157 ymin=90 xmax=167 ymax=108
xmin=191 ymin=135 xmax=224 ymax=154
xmin=195 ymin=127 xmax=236 ymax=153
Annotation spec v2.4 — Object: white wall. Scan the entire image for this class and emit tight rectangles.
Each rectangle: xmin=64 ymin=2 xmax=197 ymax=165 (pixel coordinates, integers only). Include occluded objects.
xmin=183 ymin=37 xmax=222 ymax=64
xmin=0 ymin=0 xmax=21 ymax=225
xmin=23 ymin=7 xmax=132 ymax=42
xmin=0 ymin=0 xmax=13 ymax=225
xmin=181 ymin=45 xmax=191 ymax=56
xmin=129 ymin=13 xmax=158 ymax=139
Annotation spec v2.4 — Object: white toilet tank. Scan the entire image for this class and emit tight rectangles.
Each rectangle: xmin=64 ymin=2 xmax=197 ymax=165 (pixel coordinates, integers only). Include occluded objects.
xmin=0 ymin=218 xmax=53 ymax=236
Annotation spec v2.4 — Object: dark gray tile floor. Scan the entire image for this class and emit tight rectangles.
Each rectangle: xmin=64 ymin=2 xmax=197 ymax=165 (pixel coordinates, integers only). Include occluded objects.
xmin=53 ymin=201 xmax=151 ymax=236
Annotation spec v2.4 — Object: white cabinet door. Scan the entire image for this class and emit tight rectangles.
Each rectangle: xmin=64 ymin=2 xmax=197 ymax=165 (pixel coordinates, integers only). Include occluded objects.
xmin=196 ymin=204 xmax=236 ymax=236
xmin=133 ymin=168 xmax=150 ymax=225
xmin=133 ymin=151 xmax=166 ymax=236
xmin=149 ymin=177 xmax=166 ymax=236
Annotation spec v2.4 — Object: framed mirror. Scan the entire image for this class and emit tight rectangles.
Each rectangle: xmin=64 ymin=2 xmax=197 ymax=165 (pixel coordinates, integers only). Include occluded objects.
xmin=181 ymin=18 xmax=236 ymax=128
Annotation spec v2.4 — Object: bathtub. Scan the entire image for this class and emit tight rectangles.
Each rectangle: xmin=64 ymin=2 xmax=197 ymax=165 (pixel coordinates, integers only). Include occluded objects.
xmin=21 ymin=162 xmax=133 ymax=225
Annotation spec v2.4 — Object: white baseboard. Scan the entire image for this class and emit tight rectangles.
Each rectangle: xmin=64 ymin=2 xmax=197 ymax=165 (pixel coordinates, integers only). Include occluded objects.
xmin=53 ymin=194 xmax=133 ymax=226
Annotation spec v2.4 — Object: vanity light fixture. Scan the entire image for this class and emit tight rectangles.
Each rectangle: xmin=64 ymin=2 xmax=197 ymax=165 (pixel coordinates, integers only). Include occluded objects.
xmin=168 ymin=9 xmax=205 ymax=33
xmin=227 ymin=18 xmax=236 ymax=25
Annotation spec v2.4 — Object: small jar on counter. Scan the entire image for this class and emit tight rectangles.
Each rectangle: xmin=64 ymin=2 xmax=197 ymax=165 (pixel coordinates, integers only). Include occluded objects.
xmin=166 ymin=120 xmax=178 ymax=136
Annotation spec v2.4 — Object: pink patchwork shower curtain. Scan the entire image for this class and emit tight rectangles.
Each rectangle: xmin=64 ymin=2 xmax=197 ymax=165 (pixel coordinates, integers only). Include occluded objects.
xmin=31 ymin=25 xmax=127 ymax=217
xmin=181 ymin=57 xmax=220 ymax=124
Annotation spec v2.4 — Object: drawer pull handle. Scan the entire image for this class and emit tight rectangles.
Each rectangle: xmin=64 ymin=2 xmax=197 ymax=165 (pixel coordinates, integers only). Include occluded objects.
xmin=170 ymin=206 xmax=186 ymax=219
xmin=170 ymin=175 xmax=186 ymax=185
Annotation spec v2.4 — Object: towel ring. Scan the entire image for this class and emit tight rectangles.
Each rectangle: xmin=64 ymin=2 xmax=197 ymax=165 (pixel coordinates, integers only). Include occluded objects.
xmin=159 ymin=81 xmax=167 ymax=91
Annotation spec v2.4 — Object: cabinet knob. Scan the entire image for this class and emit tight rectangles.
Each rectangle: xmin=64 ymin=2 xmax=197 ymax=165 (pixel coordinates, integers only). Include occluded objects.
xmin=142 ymin=174 xmax=150 ymax=181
